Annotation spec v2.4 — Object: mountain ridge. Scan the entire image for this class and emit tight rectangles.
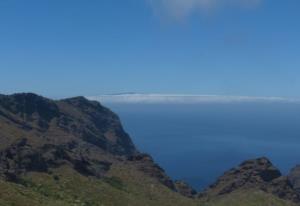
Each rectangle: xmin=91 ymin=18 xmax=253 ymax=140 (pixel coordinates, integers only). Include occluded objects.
xmin=0 ymin=93 xmax=180 ymax=195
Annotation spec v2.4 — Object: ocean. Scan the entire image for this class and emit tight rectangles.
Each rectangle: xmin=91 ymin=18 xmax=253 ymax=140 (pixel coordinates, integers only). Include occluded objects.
xmin=103 ymin=102 xmax=300 ymax=190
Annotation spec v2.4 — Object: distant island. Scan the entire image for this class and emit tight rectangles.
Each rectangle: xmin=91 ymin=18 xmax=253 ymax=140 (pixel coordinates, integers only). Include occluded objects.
xmin=0 ymin=93 xmax=299 ymax=206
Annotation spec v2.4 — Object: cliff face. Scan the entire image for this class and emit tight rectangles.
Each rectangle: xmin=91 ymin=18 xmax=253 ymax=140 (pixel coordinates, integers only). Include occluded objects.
xmin=0 ymin=93 xmax=138 ymax=181
xmin=0 ymin=93 xmax=137 ymax=154
xmin=0 ymin=93 xmax=181 ymax=198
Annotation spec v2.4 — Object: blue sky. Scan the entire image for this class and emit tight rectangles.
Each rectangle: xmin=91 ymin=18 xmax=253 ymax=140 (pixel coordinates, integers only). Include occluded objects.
xmin=1 ymin=0 xmax=300 ymax=98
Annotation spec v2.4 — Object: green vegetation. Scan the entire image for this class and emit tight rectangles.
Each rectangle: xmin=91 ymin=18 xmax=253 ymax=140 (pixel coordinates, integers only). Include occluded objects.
xmin=0 ymin=164 xmax=197 ymax=206
xmin=0 ymin=165 xmax=297 ymax=206
xmin=202 ymin=190 xmax=297 ymax=206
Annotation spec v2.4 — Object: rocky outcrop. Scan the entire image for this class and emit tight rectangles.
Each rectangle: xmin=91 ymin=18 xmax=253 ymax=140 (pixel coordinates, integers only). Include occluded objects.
xmin=199 ymin=157 xmax=300 ymax=202
xmin=174 ymin=180 xmax=197 ymax=198
xmin=203 ymin=157 xmax=281 ymax=195
xmin=128 ymin=153 xmax=176 ymax=190
xmin=127 ymin=154 xmax=199 ymax=197
xmin=267 ymin=176 xmax=299 ymax=202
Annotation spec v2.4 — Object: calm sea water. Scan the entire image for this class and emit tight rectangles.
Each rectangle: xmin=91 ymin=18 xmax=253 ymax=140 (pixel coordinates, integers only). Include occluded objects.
xmin=104 ymin=102 xmax=300 ymax=190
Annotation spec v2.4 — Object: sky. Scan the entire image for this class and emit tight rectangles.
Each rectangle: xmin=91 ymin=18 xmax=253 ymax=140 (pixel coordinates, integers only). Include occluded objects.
xmin=1 ymin=0 xmax=300 ymax=98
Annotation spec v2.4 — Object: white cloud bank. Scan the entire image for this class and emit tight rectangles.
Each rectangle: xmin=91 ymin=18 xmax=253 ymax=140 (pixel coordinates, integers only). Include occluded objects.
xmin=148 ymin=0 xmax=263 ymax=19
xmin=87 ymin=94 xmax=299 ymax=104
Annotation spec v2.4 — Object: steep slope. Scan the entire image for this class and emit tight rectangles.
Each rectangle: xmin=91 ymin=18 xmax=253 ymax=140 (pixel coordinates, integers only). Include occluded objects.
xmin=0 ymin=93 xmax=195 ymax=206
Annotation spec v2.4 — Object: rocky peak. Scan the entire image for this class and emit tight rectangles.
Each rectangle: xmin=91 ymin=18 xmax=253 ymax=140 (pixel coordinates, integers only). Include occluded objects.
xmin=237 ymin=157 xmax=281 ymax=182
xmin=207 ymin=157 xmax=281 ymax=194
xmin=200 ymin=157 xmax=300 ymax=202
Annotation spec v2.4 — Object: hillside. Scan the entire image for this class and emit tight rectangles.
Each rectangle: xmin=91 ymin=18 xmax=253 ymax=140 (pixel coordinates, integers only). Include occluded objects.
xmin=0 ymin=93 xmax=298 ymax=206
xmin=0 ymin=93 xmax=195 ymax=205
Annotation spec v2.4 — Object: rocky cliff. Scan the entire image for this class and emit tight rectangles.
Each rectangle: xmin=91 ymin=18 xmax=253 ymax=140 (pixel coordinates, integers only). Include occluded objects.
xmin=0 ymin=93 xmax=178 ymax=189
xmin=200 ymin=157 xmax=300 ymax=203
